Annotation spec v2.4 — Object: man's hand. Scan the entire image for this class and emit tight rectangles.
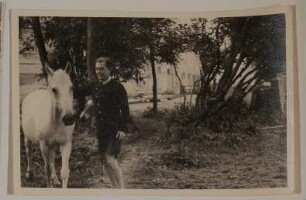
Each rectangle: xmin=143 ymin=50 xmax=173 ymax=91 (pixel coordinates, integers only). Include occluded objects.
xmin=79 ymin=113 xmax=90 ymax=122
xmin=79 ymin=99 xmax=94 ymax=121
xmin=116 ymin=131 xmax=126 ymax=140
xmin=87 ymin=99 xmax=94 ymax=106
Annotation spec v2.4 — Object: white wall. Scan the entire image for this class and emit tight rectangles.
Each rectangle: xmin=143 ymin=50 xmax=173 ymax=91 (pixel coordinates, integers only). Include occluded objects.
xmin=124 ymin=52 xmax=201 ymax=96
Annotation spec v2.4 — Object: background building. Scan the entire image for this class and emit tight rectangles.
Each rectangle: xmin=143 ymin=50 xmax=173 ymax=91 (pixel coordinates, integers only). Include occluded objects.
xmin=123 ymin=52 xmax=201 ymax=96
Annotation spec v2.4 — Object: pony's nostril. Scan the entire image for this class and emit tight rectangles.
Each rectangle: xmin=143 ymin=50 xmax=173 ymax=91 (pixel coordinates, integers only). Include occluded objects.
xmin=62 ymin=114 xmax=75 ymax=126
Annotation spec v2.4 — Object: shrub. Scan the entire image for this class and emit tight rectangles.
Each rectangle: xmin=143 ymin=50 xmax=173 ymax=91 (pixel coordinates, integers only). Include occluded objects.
xmin=142 ymin=107 xmax=167 ymax=119
xmin=164 ymin=103 xmax=259 ymax=147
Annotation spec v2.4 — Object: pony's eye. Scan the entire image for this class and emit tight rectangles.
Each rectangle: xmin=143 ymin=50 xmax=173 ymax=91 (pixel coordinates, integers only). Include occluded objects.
xmin=52 ymin=88 xmax=58 ymax=95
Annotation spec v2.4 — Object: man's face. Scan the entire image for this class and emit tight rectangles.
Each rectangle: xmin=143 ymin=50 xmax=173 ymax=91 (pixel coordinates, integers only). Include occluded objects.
xmin=95 ymin=62 xmax=111 ymax=81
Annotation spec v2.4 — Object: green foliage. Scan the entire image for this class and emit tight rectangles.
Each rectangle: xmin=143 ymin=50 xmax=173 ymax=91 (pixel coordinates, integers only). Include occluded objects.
xmin=166 ymin=105 xmax=200 ymax=127
xmin=130 ymin=18 xmax=186 ymax=112
xmin=131 ymin=18 xmax=184 ymax=65
xmin=44 ymin=17 xmax=88 ymax=74
xmin=19 ymin=17 xmax=188 ymax=110
xmin=142 ymin=107 xmax=167 ymax=119
xmin=86 ymin=18 xmax=146 ymax=81
xmin=184 ymin=14 xmax=286 ymax=112
xmin=164 ymin=104 xmax=257 ymax=146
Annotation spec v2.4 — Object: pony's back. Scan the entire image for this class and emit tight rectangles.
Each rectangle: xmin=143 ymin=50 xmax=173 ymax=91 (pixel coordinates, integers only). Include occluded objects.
xmin=21 ymin=89 xmax=52 ymax=142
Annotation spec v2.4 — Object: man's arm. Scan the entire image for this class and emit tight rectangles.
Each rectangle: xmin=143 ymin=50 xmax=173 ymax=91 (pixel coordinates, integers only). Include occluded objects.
xmin=117 ymin=83 xmax=130 ymax=133
xmin=74 ymin=80 xmax=95 ymax=99
xmin=74 ymin=80 xmax=95 ymax=116
xmin=80 ymin=99 xmax=95 ymax=120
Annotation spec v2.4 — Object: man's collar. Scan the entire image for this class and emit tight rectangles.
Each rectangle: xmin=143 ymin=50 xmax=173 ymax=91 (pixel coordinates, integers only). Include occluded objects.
xmin=101 ymin=76 xmax=112 ymax=85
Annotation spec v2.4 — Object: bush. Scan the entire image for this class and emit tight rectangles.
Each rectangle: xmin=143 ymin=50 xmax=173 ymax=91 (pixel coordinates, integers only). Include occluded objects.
xmin=163 ymin=103 xmax=259 ymax=148
xmin=142 ymin=107 xmax=167 ymax=119
xmin=166 ymin=106 xmax=200 ymax=127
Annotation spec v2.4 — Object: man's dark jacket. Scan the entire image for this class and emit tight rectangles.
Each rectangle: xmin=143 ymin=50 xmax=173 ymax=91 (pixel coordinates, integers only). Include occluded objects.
xmin=76 ymin=79 xmax=129 ymax=134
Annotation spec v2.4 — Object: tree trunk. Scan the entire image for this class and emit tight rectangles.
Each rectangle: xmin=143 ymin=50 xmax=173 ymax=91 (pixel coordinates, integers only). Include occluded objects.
xmin=172 ymin=64 xmax=186 ymax=108
xmin=196 ymin=82 xmax=210 ymax=112
xmin=30 ymin=17 xmax=48 ymax=82
xmin=149 ymin=44 xmax=158 ymax=113
xmin=87 ymin=18 xmax=99 ymax=77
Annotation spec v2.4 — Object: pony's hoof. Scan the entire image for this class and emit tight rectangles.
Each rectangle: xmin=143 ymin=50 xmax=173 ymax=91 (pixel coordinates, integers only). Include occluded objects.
xmin=99 ymin=177 xmax=106 ymax=183
xmin=53 ymin=178 xmax=61 ymax=185
xmin=26 ymin=171 xmax=33 ymax=181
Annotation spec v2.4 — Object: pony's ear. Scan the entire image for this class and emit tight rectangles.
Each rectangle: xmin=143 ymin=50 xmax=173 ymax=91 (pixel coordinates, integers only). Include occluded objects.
xmin=44 ymin=63 xmax=54 ymax=77
xmin=65 ymin=62 xmax=76 ymax=75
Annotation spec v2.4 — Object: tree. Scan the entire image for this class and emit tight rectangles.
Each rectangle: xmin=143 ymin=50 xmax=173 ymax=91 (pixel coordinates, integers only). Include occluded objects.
xmin=132 ymin=18 xmax=184 ymax=112
xmin=85 ymin=18 xmax=146 ymax=81
xmin=19 ymin=17 xmax=49 ymax=82
xmin=19 ymin=17 xmax=87 ymax=82
xmin=43 ymin=17 xmax=87 ymax=77
xmin=186 ymin=14 xmax=285 ymax=116
xmin=19 ymin=17 xmax=187 ymax=113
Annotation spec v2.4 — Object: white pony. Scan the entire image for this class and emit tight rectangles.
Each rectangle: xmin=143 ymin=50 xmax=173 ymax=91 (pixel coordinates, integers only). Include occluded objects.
xmin=21 ymin=63 xmax=75 ymax=188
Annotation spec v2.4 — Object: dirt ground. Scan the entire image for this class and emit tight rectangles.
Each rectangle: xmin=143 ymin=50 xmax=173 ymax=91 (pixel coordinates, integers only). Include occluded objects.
xmin=20 ymin=114 xmax=287 ymax=189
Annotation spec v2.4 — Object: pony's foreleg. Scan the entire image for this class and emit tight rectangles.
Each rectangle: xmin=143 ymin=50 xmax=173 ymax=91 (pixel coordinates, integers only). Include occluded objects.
xmin=60 ymin=141 xmax=72 ymax=188
xmin=24 ymin=137 xmax=33 ymax=181
xmin=39 ymin=141 xmax=52 ymax=188
xmin=50 ymin=149 xmax=61 ymax=185
xmin=98 ymin=154 xmax=107 ymax=183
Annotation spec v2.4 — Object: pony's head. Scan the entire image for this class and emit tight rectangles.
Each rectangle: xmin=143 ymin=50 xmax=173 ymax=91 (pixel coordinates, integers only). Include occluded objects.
xmin=45 ymin=63 xmax=76 ymax=126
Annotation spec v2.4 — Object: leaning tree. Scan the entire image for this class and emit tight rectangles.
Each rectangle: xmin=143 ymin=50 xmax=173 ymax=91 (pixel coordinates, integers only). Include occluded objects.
xmin=186 ymin=14 xmax=285 ymax=116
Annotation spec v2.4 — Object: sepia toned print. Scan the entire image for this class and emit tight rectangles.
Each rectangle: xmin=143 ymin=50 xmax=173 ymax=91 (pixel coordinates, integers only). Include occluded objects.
xmin=10 ymin=6 xmax=300 ymax=196
xmin=0 ymin=2 xmax=2 ymax=103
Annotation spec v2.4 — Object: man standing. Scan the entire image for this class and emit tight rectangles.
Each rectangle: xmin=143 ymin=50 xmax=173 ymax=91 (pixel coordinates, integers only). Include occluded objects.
xmin=80 ymin=56 xmax=129 ymax=188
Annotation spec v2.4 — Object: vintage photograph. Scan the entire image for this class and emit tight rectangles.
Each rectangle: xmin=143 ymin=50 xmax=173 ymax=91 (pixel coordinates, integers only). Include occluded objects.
xmin=10 ymin=7 xmax=298 ymax=195
xmin=0 ymin=1 xmax=2 ymax=75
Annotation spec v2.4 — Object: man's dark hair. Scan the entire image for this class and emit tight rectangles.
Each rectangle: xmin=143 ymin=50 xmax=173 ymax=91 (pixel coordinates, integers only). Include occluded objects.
xmin=95 ymin=57 xmax=114 ymax=70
